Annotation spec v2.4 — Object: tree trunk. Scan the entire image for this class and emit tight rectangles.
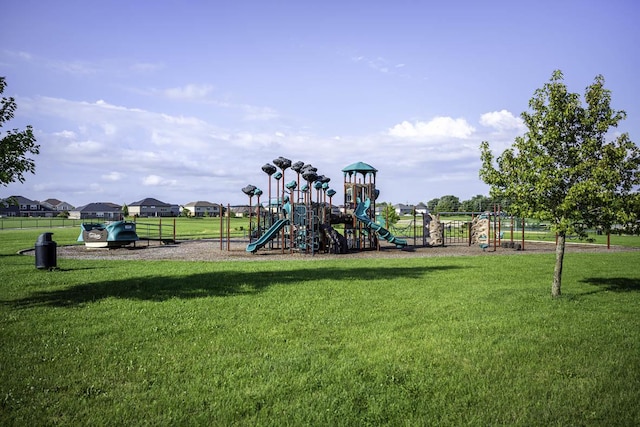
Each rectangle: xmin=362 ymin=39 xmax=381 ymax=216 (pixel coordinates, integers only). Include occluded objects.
xmin=552 ymin=231 xmax=566 ymax=297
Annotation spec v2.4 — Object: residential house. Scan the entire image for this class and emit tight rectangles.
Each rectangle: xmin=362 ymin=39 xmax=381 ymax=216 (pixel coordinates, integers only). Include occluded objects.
xmin=128 ymin=198 xmax=174 ymax=217
xmin=169 ymin=204 xmax=181 ymax=216
xmin=394 ymin=203 xmax=414 ymax=216
xmin=415 ymin=202 xmax=429 ymax=215
xmin=0 ymin=195 xmax=54 ymax=217
xmin=41 ymin=198 xmax=75 ymax=213
xmin=68 ymin=202 xmax=123 ymax=220
xmin=229 ymin=205 xmax=251 ymax=218
xmin=183 ymin=201 xmax=222 ymax=217
xmin=391 ymin=203 xmax=430 ymax=216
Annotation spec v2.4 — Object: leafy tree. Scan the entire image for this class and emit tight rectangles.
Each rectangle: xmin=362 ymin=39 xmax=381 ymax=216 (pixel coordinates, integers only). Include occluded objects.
xmin=480 ymin=71 xmax=640 ymax=297
xmin=122 ymin=204 xmax=129 ymax=218
xmin=380 ymin=203 xmax=400 ymax=226
xmin=435 ymin=195 xmax=460 ymax=213
xmin=0 ymin=77 xmax=39 ymax=187
xmin=460 ymin=194 xmax=493 ymax=212
xmin=426 ymin=198 xmax=439 ymax=211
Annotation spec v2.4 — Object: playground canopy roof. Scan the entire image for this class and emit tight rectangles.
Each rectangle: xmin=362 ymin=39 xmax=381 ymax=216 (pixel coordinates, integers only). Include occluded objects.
xmin=342 ymin=161 xmax=378 ymax=176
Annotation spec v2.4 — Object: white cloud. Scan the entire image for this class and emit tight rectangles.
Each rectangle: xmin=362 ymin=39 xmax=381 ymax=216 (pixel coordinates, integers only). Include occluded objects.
xmin=101 ymin=123 xmax=117 ymax=135
xmin=388 ymin=116 xmax=476 ymax=139
xmin=10 ymin=95 xmax=498 ymax=206
xmin=61 ymin=139 xmax=104 ymax=154
xmin=242 ymin=105 xmax=279 ymax=121
xmin=102 ymin=171 xmax=124 ymax=181
xmin=142 ymin=174 xmax=177 ymax=187
xmin=351 ymin=55 xmax=389 ymax=73
xmin=54 ymin=130 xmax=77 ymax=139
xmin=479 ymin=110 xmax=524 ymax=132
xmin=164 ymin=84 xmax=213 ymax=100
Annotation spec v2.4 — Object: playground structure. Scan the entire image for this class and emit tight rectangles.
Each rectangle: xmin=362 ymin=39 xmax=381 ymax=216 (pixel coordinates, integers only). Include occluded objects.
xmin=242 ymin=158 xmax=409 ymax=254
xmin=231 ymin=157 xmax=533 ymax=255
xmin=433 ymin=206 xmax=527 ymax=251
xmin=77 ymin=220 xmax=139 ymax=248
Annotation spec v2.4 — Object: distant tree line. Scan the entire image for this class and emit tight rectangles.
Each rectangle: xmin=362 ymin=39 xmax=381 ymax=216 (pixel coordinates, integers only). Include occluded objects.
xmin=377 ymin=196 xmax=508 ymax=215
xmin=425 ymin=194 xmax=508 ymax=214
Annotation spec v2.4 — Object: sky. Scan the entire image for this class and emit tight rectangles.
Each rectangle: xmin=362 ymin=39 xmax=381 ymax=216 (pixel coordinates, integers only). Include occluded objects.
xmin=1 ymin=0 xmax=639 ymax=207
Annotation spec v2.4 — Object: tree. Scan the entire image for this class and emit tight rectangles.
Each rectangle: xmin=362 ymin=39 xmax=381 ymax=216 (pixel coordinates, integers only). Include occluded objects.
xmin=122 ymin=204 xmax=129 ymax=218
xmin=379 ymin=202 xmax=400 ymax=226
xmin=0 ymin=77 xmax=39 ymax=187
xmin=435 ymin=195 xmax=460 ymax=213
xmin=460 ymin=194 xmax=493 ymax=212
xmin=426 ymin=198 xmax=439 ymax=211
xmin=480 ymin=71 xmax=640 ymax=297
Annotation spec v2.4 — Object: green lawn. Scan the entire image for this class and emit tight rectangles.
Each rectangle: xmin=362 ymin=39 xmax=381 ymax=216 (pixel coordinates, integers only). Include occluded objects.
xmin=1 ymin=230 xmax=639 ymax=425
xmin=0 ymin=216 xmax=252 ymax=241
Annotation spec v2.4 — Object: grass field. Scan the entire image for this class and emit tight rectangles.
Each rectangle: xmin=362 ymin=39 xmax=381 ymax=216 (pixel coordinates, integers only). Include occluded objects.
xmin=0 ymin=216 xmax=253 ymax=239
xmin=1 ymin=228 xmax=639 ymax=425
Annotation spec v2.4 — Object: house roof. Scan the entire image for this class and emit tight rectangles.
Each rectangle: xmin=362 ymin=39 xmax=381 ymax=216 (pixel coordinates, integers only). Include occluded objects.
xmin=184 ymin=201 xmax=219 ymax=207
xmin=74 ymin=202 xmax=122 ymax=212
xmin=43 ymin=198 xmax=62 ymax=206
xmin=129 ymin=198 xmax=170 ymax=207
xmin=5 ymin=195 xmax=38 ymax=205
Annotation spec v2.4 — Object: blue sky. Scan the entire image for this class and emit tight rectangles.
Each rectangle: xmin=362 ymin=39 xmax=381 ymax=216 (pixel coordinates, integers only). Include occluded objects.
xmin=2 ymin=0 xmax=639 ymax=207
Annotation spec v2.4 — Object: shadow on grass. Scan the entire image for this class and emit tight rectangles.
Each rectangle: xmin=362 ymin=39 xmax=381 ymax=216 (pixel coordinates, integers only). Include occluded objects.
xmin=580 ymin=277 xmax=640 ymax=292
xmin=6 ymin=264 xmax=463 ymax=308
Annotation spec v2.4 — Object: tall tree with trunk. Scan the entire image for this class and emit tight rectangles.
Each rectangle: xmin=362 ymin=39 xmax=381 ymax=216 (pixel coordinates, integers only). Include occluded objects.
xmin=480 ymin=71 xmax=640 ymax=297
xmin=380 ymin=203 xmax=400 ymax=226
xmin=1 ymin=77 xmax=39 ymax=188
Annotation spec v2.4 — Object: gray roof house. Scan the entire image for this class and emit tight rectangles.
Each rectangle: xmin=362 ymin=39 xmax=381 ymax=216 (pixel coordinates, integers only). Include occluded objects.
xmin=128 ymin=198 xmax=175 ymax=217
xmin=183 ymin=201 xmax=222 ymax=217
xmin=415 ymin=202 xmax=429 ymax=214
xmin=394 ymin=203 xmax=414 ymax=216
xmin=41 ymin=198 xmax=75 ymax=212
xmin=68 ymin=202 xmax=123 ymax=220
xmin=0 ymin=195 xmax=54 ymax=217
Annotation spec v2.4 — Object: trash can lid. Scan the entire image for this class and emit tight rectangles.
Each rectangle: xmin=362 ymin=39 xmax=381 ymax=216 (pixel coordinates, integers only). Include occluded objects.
xmin=36 ymin=232 xmax=54 ymax=244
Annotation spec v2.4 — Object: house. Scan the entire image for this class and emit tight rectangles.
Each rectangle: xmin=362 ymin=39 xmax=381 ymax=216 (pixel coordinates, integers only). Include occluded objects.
xmin=183 ymin=201 xmax=222 ymax=217
xmin=41 ymin=198 xmax=75 ymax=212
xmin=0 ymin=195 xmax=54 ymax=217
xmin=128 ymin=198 xmax=174 ymax=217
xmin=394 ymin=203 xmax=414 ymax=216
xmin=68 ymin=202 xmax=123 ymax=220
xmin=169 ymin=204 xmax=181 ymax=216
xmin=229 ymin=205 xmax=251 ymax=218
xmin=415 ymin=202 xmax=429 ymax=215
xmin=391 ymin=203 xmax=430 ymax=216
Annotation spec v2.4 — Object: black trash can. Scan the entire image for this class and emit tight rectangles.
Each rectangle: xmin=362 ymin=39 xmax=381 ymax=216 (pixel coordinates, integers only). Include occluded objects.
xmin=35 ymin=232 xmax=57 ymax=269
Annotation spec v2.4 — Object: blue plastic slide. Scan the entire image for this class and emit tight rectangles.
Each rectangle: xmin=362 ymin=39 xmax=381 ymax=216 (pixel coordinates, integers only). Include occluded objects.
xmin=246 ymin=218 xmax=289 ymax=253
xmin=354 ymin=198 xmax=407 ymax=248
